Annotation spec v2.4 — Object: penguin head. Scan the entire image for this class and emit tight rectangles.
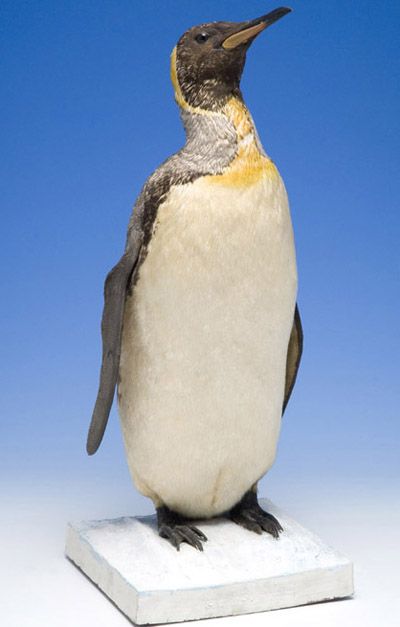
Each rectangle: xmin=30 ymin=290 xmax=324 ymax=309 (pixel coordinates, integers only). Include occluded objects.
xmin=171 ymin=7 xmax=291 ymax=111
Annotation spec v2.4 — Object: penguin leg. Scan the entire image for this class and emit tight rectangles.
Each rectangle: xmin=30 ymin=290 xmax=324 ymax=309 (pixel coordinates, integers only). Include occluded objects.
xmin=156 ymin=505 xmax=208 ymax=551
xmin=227 ymin=486 xmax=283 ymax=539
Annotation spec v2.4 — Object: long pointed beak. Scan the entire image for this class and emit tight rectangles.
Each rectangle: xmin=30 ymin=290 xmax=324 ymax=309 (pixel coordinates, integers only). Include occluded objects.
xmin=222 ymin=7 xmax=292 ymax=50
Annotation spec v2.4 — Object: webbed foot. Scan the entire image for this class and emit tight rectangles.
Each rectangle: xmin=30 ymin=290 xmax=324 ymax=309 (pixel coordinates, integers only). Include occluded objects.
xmin=228 ymin=490 xmax=283 ymax=539
xmin=156 ymin=505 xmax=208 ymax=551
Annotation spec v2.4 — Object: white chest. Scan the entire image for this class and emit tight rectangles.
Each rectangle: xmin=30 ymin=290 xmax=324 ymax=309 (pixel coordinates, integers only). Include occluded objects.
xmin=119 ymin=172 xmax=297 ymax=518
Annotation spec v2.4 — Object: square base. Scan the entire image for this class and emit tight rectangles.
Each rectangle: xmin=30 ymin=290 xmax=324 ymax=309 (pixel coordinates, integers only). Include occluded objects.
xmin=65 ymin=499 xmax=353 ymax=624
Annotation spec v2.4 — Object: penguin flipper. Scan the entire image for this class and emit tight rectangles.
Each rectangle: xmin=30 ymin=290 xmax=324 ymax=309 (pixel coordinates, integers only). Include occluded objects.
xmin=86 ymin=156 xmax=183 ymax=455
xmin=86 ymin=231 xmax=143 ymax=455
xmin=282 ymin=304 xmax=303 ymax=414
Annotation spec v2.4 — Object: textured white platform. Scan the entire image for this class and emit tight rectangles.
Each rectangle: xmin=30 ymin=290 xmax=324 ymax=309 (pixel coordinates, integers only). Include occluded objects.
xmin=65 ymin=499 xmax=353 ymax=625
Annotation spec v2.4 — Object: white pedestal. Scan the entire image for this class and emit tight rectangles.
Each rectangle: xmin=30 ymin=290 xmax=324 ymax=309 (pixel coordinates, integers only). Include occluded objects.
xmin=65 ymin=499 xmax=353 ymax=624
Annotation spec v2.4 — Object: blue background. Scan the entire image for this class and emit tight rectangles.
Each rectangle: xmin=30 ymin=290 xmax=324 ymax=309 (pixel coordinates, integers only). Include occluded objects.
xmin=2 ymin=0 xmax=399 ymax=517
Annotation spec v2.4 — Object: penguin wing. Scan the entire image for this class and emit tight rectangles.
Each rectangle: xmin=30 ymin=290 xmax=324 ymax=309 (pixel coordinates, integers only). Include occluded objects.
xmin=282 ymin=304 xmax=303 ymax=414
xmin=85 ymin=149 xmax=233 ymax=454
xmin=86 ymin=226 xmax=143 ymax=455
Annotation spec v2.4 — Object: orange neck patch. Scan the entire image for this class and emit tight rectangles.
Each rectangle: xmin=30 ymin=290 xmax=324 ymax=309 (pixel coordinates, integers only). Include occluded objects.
xmin=207 ymin=97 xmax=279 ymax=187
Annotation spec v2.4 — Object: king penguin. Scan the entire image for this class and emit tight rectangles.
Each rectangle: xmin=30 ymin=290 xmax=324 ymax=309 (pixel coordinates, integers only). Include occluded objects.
xmin=87 ymin=7 xmax=303 ymax=551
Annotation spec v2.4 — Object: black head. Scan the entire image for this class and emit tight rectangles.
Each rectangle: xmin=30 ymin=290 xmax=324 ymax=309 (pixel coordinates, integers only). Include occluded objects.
xmin=173 ymin=7 xmax=292 ymax=111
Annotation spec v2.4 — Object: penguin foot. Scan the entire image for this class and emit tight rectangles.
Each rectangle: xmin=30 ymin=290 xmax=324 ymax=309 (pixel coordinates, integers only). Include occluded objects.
xmin=156 ymin=505 xmax=208 ymax=551
xmin=228 ymin=490 xmax=283 ymax=539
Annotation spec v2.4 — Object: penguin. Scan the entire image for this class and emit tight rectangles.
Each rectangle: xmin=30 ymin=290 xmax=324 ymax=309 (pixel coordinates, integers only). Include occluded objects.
xmin=87 ymin=7 xmax=303 ymax=551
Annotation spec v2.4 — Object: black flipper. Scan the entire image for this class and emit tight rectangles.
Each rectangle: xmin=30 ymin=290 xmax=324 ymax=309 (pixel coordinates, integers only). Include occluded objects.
xmin=86 ymin=233 xmax=143 ymax=455
xmin=282 ymin=304 xmax=303 ymax=414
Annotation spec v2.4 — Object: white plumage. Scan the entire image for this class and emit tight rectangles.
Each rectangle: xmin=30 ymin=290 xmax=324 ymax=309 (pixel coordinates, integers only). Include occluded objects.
xmin=118 ymin=169 xmax=297 ymax=518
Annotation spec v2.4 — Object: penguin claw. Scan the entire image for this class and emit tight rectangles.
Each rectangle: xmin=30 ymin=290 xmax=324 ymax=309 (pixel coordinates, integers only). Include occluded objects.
xmin=159 ymin=524 xmax=180 ymax=550
xmin=258 ymin=513 xmax=283 ymax=539
xmin=159 ymin=523 xmax=207 ymax=551
xmin=190 ymin=526 xmax=208 ymax=542
xmin=156 ymin=504 xmax=208 ymax=551
xmin=228 ymin=492 xmax=283 ymax=539
xmin=229 ymin=513 xmax=260 ymax=534
xmin=178 ymin=526 xmax=205 ymax=551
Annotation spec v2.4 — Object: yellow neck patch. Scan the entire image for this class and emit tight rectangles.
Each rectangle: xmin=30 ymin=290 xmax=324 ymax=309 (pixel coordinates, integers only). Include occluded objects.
xmin=209 ymin=98 xmax=279 ymax=187
xmin=170 ymin=47 xmax=279 ymax=187
xmin=207 ymin=138 xmax=278 ymax=187
xmin=170 ymin=47 xmax=185 ymax=110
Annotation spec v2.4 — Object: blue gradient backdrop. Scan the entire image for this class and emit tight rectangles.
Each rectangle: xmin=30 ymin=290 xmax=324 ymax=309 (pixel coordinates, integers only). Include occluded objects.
xmin=1 ymin=0 xmax=399 ymax=513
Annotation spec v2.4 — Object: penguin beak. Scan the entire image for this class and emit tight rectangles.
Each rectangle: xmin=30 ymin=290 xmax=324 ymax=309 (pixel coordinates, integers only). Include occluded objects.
xmin=222 ymin=7 xmax=292 ymax=50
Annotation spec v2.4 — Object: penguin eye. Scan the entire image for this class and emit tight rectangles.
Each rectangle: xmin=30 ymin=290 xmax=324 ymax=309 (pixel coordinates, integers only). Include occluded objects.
xmin=195 ymin=32 xmax=209 ymax=44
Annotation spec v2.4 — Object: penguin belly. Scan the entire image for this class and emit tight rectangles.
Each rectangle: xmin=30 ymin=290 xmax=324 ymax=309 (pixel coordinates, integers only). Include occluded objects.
xmin=118 ymin=169 xmax=297 ymax=519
